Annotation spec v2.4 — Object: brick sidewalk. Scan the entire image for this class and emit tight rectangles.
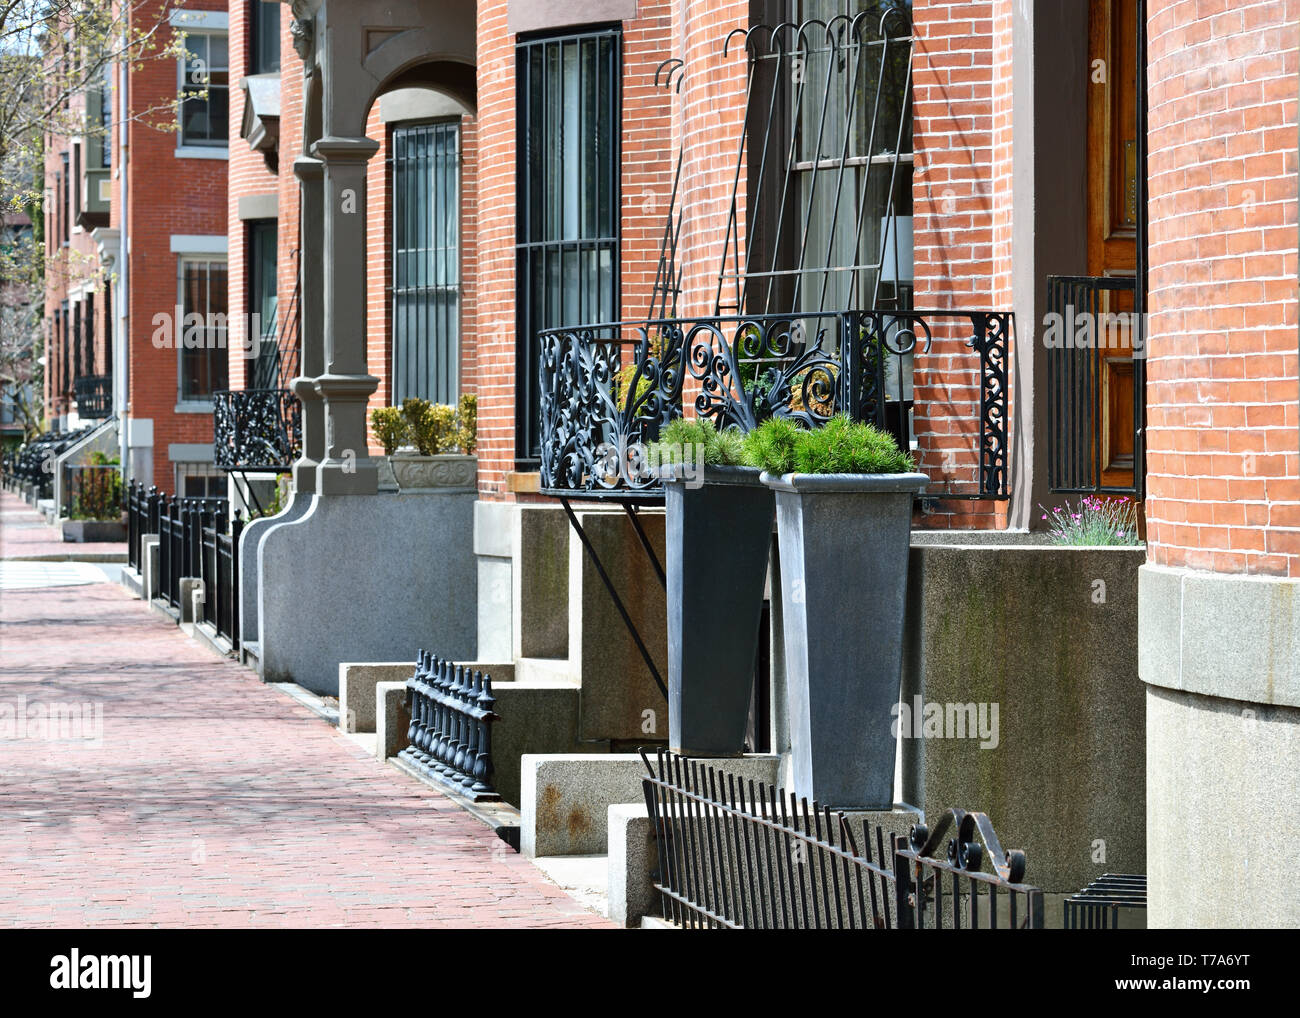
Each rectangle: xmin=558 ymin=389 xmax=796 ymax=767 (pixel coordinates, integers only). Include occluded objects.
xmin=1 ymin=490 xmax=127 ymax=560
xmin=0 ymin=579 xmax=612 ymax=929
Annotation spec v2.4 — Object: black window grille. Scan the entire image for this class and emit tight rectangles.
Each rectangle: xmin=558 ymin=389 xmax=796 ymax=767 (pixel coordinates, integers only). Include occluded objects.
xmin=516 ymin=26 xmax=621 ymax=464
xmin=179 ymin=260 xmax=230 ymax=401
xmin=390 ymin=120 xmax=461 ymax=406
xmin=179 ymin=32 xmax=229 ymax=146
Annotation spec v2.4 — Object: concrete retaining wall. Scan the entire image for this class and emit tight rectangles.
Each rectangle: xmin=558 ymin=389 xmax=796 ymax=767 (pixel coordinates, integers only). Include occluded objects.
xmin=901 ymin=541 xmax=1145 ymax=896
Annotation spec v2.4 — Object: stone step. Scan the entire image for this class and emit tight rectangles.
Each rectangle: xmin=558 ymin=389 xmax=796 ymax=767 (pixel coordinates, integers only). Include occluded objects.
xmin=514 ymin=656 xmax=580 ymax=687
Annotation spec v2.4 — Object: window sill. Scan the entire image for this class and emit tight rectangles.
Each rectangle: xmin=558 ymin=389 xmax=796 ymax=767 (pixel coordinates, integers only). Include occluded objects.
xmin=174 ymin=402 xmax=215 ymax=414
xmin=175 ymin=147 xmax=229 ymax=160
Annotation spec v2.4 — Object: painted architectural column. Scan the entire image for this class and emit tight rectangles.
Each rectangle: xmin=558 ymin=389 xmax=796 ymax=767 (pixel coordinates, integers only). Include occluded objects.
xmin=291 ymin=155 xmax=326 ymax=496
xmin=310 ymin=135 xmax=381 ymax=495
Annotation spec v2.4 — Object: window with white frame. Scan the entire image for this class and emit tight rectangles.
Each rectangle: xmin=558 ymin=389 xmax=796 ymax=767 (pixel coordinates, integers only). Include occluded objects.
xmin=178 ymin=32 xmax=229 ymax=147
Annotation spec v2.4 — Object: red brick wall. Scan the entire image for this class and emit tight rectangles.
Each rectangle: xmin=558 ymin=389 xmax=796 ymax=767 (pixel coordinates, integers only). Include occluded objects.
xmin=1144 ymin=0 xmax=1300 ymax=576
xmin=124 ymin=0 xmax=228 ymax=492
xmin=474 ymin=0 xmax=678 ymax=501
xmin=911 ymin=0 xmax=1008 ymax=529
xmin=226 ymin=0 xmax=280 ymax=393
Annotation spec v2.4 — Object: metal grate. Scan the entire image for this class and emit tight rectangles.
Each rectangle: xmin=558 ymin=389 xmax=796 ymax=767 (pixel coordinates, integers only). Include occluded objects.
xmin=718 ymin=2 xmax=914 ymax=319
xmin=390 ymin=120 xmax=461 ymax=406
xmin=515 ymin=26 xmax=622 ymax=464
xmin=1045 ymin=274 xmax=1144 ymax=495
xmin=1064 ymin=873 xmax=1147 ymax=929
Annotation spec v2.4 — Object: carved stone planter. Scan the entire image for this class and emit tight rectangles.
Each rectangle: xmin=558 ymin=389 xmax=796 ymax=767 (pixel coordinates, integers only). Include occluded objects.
xmin=762 ymin=469 xmax=928 ymax=808
xmin=663 ymin=464 xmax=774 ymax=757
xmin=387 ymin=453 xmax=477 ymax=493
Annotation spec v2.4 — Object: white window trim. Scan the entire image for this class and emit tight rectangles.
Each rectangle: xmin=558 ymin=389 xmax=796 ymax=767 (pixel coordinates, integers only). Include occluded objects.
xmin=169 ymin=11 xmax=229 ymax=31
xmin=175 ymin=147 xmax=229 ymax=160
xmin=171 ymin=235 xmax=227 ymax=255
xmin=176 ymin=25 xmax=229 ymax=152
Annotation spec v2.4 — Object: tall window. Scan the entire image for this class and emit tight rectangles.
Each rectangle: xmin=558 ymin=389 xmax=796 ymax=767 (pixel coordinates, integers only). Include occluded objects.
xmin=247 ymin=220 xmax=279 ymax=389
xmin=251 ymin=1 xmax=280 ymax=74
xmin=391 ymin=120 xmax=460 ymax=406
xmin=178 ymin=260 xmax=229 ymax=401
xmin=516 ymin=27 xmax=621 ymax=463
xmin=179 ymin=33 xmax=229 ymax=146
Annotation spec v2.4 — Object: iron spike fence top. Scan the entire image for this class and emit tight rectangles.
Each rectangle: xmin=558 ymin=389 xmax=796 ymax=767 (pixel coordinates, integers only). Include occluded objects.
xmin=640 ymin=748 xmax=1043 ymax=930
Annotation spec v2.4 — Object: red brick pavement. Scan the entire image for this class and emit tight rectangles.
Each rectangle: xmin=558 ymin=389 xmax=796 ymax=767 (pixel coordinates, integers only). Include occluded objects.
xmin=0 ymin=579 xmax=613 ymax=929
xmin=1 ymin=491 xmax=127 ymax=560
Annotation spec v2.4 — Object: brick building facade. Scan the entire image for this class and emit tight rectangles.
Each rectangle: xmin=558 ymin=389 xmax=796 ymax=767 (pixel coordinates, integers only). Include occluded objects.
xmin=42 ymin=0 xmax=230 ymax=495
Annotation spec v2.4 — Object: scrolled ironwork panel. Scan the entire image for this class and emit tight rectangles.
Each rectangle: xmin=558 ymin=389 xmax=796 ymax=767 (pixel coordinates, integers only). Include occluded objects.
xmin=212 ymin=388 xmax=302 ymax=472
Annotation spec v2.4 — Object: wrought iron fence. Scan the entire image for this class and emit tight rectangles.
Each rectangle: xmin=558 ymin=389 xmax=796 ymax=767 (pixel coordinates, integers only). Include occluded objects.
xmin=61 ymin=463 xmax=123 ymax=520
xmin=1046 ymin=275 xmax=1144 ymax=495
xmin=640 ymin=749 xmax=1043 ymax=929
xmin=539 ymin=309 xmax=1009 ymax=500
xmin=6 ymin=427 xmax=93 ymax=500
xmin=199 ymin=509 xmax=244 ymax=649
xmin=1063 ymin=873 xmax=1147 ymax=929
xmin=398 ymin=651 xmax=499 ymax=801
xmin=156 ymin=495 xmax=227 ymax=612
xmin=73 ymin=375 xmax=112 ymax=419
xmin=126 ymin=480 xmax=156 ymax=570
xmin=212 ymin=388 xmax=302 ymax=472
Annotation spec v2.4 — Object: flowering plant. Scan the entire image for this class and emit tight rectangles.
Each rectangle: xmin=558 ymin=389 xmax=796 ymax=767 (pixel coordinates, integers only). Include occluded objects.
xmin=1039 ymin=495 xmax=1142 ymax=546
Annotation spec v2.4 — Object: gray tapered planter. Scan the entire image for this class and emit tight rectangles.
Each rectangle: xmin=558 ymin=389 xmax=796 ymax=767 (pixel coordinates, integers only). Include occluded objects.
xmin=762 ymin=470 xmax=928 ymax=807
xmin=663 ymin=464 xmax=775 ymax=756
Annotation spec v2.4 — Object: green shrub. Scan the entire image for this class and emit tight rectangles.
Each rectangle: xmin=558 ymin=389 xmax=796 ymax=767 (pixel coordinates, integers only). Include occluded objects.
xmin=457 ymin=393 xmax=478 ymax=453
xmin=739 ymin=416 xmax=801 ymax=474
xmin=741 ymin=414 xmax=914 ymax=475
xmin=648 ymin=416 xmax=747 ymax=468
xmin=400 ymin=398 xmax=458 ymax=455
xmin=370 ymin=406 xmax=408 ymax=455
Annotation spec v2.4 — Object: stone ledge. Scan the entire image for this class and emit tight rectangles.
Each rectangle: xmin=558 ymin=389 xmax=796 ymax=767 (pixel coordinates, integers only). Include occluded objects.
xmin=1139 ymin=563 xmax=1300 ymax=710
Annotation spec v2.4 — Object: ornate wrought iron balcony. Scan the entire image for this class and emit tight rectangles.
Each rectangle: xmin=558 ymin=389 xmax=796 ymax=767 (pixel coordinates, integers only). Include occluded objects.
xmin=212 ymin=388 xmax=302 ymax=472
xmin=538 ymin=309 xmax=1010 ymax=501
xmin=73 ymin=375 xmax=112 ymax=419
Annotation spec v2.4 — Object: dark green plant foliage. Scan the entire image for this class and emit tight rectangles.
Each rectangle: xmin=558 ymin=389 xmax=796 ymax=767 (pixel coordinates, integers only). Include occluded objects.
xmin=741 ymin=414 xmax=914 ymax=476
xmin=649 ymin=416 xmax=747 ymax=467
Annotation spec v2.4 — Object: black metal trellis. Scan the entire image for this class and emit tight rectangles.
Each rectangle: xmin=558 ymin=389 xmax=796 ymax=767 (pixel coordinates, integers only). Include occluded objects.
xmin=640 ymin=749 xmax=1044 ymax=929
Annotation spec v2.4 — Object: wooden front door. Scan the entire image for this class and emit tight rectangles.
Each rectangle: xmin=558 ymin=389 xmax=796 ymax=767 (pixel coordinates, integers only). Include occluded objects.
xmin=1087 ymin=0 xmax=1140 ymax=491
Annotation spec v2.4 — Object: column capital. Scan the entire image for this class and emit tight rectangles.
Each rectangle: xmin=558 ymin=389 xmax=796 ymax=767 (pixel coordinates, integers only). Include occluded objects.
xmin=293 ymin=155 xmax=324 ymax=181
xmin=310 ymin=136 xmax=381 ymax=164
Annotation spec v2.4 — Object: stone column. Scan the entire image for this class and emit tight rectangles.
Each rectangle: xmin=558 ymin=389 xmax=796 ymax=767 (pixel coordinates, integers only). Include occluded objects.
xmin=310 ymin=135 xmax=380 ymax=495
xmin=292 ymin=155 xmax=326 ymax=496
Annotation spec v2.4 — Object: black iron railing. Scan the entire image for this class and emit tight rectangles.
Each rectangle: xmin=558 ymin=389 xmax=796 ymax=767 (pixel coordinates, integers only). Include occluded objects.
xmin=399 ymin=652 xmax=499 ymax=801
xmin=641 ymin=749 xmax=1043 ymax=930
xmin=156 ymin=495 xmax=227 ymax=612
xmin=6 ymin=427 xmax=93 ymax=500
xmin=126 ymin=480 xmax=156 ymax=569
xmin=62 ymin=463 xmax=123 ymax=520
xmin=73 ymin=375 xmax=112 ymax=419
xmin=199 ymin=509 xmax=244 ymax=649
xmin=1046 ymin=275 xmax=1144 ymax=495
xmin=539 ymin=310 xmax=1010 ymax=500
xmin=1063 ymin=873 xmax=1147 ymax=929
xmin=212 ymin=388 xmax=302 ymax=472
